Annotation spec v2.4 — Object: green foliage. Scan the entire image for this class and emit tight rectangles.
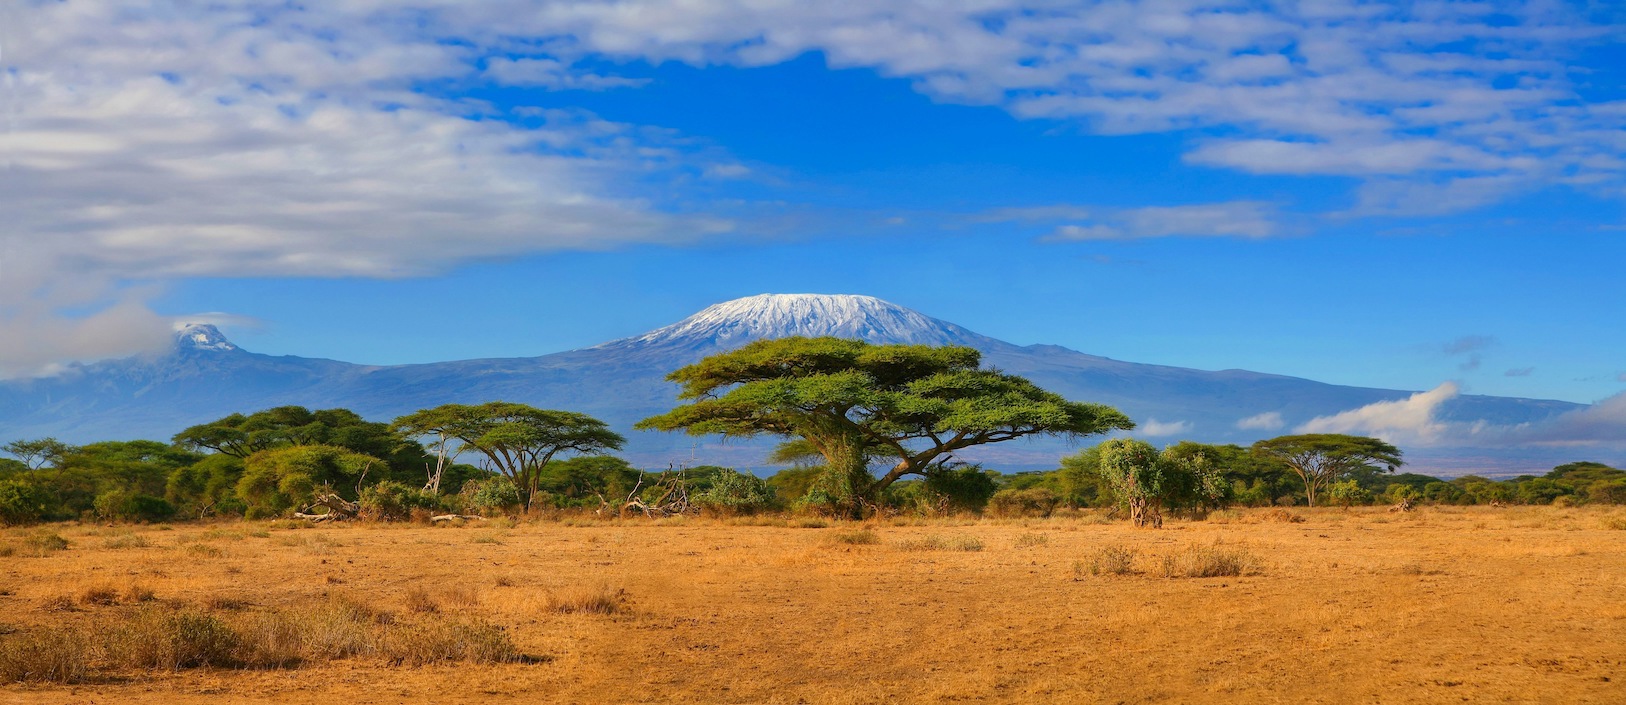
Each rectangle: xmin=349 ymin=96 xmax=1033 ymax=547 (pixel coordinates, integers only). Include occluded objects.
xmin=460 ymin=477 xmax=522 ymax=514
xmin=92 ymin=489 xmax=176 ymax=522
xmin=986 ymin=488 xmax=1060 ymax=518
xmin=691 ymin=469 xmax=777 ymax=515
xmin=1096 ymin=439 xmax=1166 ymax=527
xmin=391 ymin=402 xmax=624 ymax=511
xmin=1327 ymin=479 xmax=1372 ymax=507
xmin=236 ymin=445 xmax=382 ymax=518
xmin=165 ymin=454 xmax=246 ymax=518
xmin=358 ymin=481 xmax=443 ymax=521
xmin=0 ymin=479 xmax=49 ymax=526
xmin=637 ymin=336 xmax=1133 ymax=514
xmin=534 ymin=456 xmax=641 ymax=508
xmin=765 ymin=466 xmax=825 ymax=504
xmin=1252 ymin=434 xmax=1403 ymax=508
xmin=2 ymin=438 xmax=74 ymax=470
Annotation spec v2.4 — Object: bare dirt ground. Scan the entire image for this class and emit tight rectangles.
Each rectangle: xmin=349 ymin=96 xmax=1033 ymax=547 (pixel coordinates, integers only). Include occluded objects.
xmin=3 ymin=506 xmax=1624 ymax=704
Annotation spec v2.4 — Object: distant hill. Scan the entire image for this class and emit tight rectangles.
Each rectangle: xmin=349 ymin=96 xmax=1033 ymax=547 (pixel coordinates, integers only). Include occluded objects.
xmin=0 ymin=294 xmax=1584 ymax=475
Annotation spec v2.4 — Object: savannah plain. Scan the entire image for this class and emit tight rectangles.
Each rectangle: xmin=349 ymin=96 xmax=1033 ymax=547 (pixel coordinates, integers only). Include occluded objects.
xmin=3 ymin=506 xmax=1624 ymax=705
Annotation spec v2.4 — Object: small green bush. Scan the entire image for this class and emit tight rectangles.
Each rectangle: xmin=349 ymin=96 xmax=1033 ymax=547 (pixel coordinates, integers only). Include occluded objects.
xmin=692 ymin=470 xmax=777 ymax=516
xmin=21 ymin=531 xmax=68 ymax=556
xmin=359 ymin=481 xmax=442 ymax=521
xmin=460 ymin=478 xmax=522 ymax=514
xmin=987 ymin=488 xmax=1060 ymax=518
xmin=0 ymin=479 xmax=49 ymax=526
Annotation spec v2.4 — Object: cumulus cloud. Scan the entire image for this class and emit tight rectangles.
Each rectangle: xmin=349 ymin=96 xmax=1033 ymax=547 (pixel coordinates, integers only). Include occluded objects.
xmin=1298 ymin=382 xmax=1626 ymax=449
xmin=1298 ymin=383 xmax=1461 ymax=445
xmin=1 ymin=2 xmax=734 ymax=376
xmin=1236 ymin=412 xmax=1285 ymax=431
xmin=1140 ymin=418 xmax=1193 ymax=437
xmin=516 ymin=1 xmax=1626 ymax=209
xmin=10 ymin=1 xmax=1626 ymax=373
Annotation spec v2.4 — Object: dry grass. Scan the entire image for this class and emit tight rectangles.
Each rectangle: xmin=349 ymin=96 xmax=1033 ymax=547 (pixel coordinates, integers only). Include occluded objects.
xmin=1 ymin=506 xmax=1623 ymax=703
xmin=826 ymin=529 xmax=880 ymax=545
xmin=1080 ymin=544 xmax=1138 ymax=577
xmin=1159 ymin=544 xmax=1262 ymax=578
xmin=895 ymin=534 xmax=984 ymax=552
xmin=544 ymin=585 xmax=626 ymax=615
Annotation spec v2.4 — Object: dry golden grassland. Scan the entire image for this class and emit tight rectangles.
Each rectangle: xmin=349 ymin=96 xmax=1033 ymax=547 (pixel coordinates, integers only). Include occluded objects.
xmin=3 ymin=506 xmax=1625 ymax=704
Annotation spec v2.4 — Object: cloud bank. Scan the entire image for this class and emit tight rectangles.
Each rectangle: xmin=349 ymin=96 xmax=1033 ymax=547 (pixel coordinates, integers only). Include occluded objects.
xmin=1299 ymin=383 xmax=1626 ymax=449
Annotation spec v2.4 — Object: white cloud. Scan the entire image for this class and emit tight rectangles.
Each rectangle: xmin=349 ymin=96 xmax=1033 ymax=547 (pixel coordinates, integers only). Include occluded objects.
xmin=1298 ymin=383 xmax=1460 ymax=445
xmin=1140 ymin=418 xmax=1192 ymax=437
xmin=1 ymin=2 xmax=735 ymax=377
xmin=1236 ymin=412 xmax=1285 ymax=431
xmin=1017 ymin=201 xmax=1279 ymax=241
xmin=1298 ymin=382 xmax=1626 ymax=450
xmin=483 ymin=57 xmax=650 ymax=89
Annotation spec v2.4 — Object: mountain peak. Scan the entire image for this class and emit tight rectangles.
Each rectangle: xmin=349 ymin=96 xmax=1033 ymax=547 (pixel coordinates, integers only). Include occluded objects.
xmin=173 ymin=323 xmax=238 ymax=352
xmin=599 ymin=293 xmax=998 ymax=351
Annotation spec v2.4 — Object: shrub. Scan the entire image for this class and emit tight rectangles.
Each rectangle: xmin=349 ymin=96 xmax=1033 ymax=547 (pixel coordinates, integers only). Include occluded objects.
xmin=545 ymin=585 xmax=626 ymax=615
xmin=1081 ymin=545 xmax=1137 ymax=576
xmin=0 ymin=479 xmax=49 ymax=526
xmin=80 ymin=585 xmax=121 ymax=606
xmin=896 ymin=534 xmax=983 ymax=552
xmin=460 ymin=478 xmax=522 ymax=514
xmin=1013 ymin=532 xmax=1049 ymax=548
xmin=104 ymin=534 xmax=150 ymax=549
xmin=692 ymin=470 xmax=777 ymax=516
xmin=1259 ymin=508 xmax=1304 ymax=523
xmin=827 ymin=530 xmax=880 ymax=545
xmin=0 ymin=628 xmax=91 ymax=683
xmin=1328 ymin=480 xmax=1372 ymax=507
xmin=110 ymin=607 xmax=241 ymax=670
xmin=358 ymin=481 xmax=441 ymax=521
xmin=1159 ymin=545 xmax=1259 ymax=578
xmin=21 ymin=531 xmax=68 ymax=556
xmin=987 ymin=488 xmax=1059 ymax=518
xmin=379 ymin=619 xmax=518 ymax=665
xmin=92 ymin=489 xmax=177 ymax=523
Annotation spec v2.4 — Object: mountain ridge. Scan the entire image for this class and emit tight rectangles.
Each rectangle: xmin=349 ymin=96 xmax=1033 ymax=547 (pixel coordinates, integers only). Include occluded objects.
xmin=0 ymin=294 xmax=1588 ymax=475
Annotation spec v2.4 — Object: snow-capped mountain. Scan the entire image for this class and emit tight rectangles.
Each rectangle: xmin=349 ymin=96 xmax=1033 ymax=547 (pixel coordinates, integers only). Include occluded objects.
xmin=596 ymin=294 xmax=1002 ymax=352
xmin=0 ymin=294 xmax=1591 ymax=474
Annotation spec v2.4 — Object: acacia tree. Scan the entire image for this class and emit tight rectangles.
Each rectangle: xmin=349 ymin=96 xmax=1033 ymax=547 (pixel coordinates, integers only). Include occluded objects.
xmin=636 ymin=337 xmax=1133 ymax=515
xmin=391 ymin=402 xmax=624 ymax=511
xmin=1092 ymin=439 xmax=1229 ymax=528
xmin=2 ymin=438 xmax=74 ymax=470
xmin=1251 ymin=434 xmax=1403 ymax=508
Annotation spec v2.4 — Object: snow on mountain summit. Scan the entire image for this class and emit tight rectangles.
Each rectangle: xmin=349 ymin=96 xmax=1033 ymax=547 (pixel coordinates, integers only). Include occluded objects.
xmin=600 ymin=293 xmax=998 ymax=351
xmin=173 ymin=322 xmax=238 ymax=352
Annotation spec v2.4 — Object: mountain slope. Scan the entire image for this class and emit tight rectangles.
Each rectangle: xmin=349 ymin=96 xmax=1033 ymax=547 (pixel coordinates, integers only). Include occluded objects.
xmin=0 ymin=294 xmax=1584 ymax=474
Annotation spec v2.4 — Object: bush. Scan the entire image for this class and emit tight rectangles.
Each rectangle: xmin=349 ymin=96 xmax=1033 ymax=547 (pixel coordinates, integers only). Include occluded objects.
xmin=692 ymin=470 xmax=777 ymax=516
xmin=896 ymin=534 xmax=984 ymax=552
xmin=545 ymin=585 xmax=626 ymax=615
xmin=21 ymin=531 xmax=68 ymax=556
xmin=827 ymin=530 xmax=880 ymax=545
xmin=1082 ymin=545 xmax=1137 ymax=576
xmin=0 ymin=628 xmax=91 ymax=683
xmin=0 ymin=479 xmax=49 ymax=526
xmin=1159 ymin=545 xmax=1259 ymax=578
xmin=93 ymin=489 xmax=176 ymax=523
xmin=987 ymin=488 xmax=1059 ymax=518
xmin=111 ymin=607 xmax=241 ymax=670
xmin=379 ymin=619 xmax=519 ymax=665
xmin=460 ymin=478 xmax=522 ymax=514
xmin=358 ymin=481 xmax=442 ymax=521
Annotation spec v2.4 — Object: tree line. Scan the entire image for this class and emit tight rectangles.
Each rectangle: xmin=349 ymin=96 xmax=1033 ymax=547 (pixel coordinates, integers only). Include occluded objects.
xmin=2 ymin=337 xmax=1621 ymax=525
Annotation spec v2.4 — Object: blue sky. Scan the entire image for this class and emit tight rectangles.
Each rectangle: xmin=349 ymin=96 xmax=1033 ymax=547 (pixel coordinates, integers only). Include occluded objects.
xmin=7 ymin=1 xmax=1626 ymax=406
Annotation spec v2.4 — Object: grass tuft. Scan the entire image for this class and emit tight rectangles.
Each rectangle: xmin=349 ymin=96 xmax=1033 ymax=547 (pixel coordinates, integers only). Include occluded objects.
xmin=545 ymin=585 xmax=626 ymax=615
xmin=897 ymin=534 xmax=984 ymax=552
xmin=1079 ymin=545 xmax=1137 ymax=577
xmin=1159 ymin=545 xmax=1260 ymax=578
xmin=1013 ymin=532 xmax=1049 ymax=548
xmin=827 ymin=530 xmax=880 ymax=545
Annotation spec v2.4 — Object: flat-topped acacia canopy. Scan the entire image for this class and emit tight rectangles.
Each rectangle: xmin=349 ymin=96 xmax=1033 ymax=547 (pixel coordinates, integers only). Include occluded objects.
xmin=636 ymin=337 xmax=1134 ymax=508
